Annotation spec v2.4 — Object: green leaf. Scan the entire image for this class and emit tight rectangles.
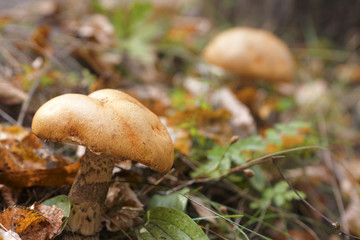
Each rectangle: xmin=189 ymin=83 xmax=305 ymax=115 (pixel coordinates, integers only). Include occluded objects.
xmin=40 ymin=75 xmax=53 ymax=86
xmin=122 ymin=37 xmax=154 ymax=63
xmin=129 ymin=1 xmax=154 ymax=33
xmin=249 ymin=165 xmax=266 ymax=191
xmin=42 ymin=195 xmax=71 ymax=217
xmin=207 ymin=145 xmax=227 ymax=161
xmin=264 ymin=128 xmax=282 ymax=145
xmin=233 ymin=135 xmax=265 ymax=152
xmin=147 ymin=188 xmax=189 ymax=212
xmin=135 ymin=207 xmax=208 ymax=240
xmin=275 ymin=121 xmax=310 ymax=136
xmin=111 ymin=8 xmax=126 ymax=37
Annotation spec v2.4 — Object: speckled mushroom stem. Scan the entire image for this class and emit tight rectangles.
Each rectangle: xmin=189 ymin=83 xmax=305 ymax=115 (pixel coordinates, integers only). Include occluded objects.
xmin=61 ymin=148 xmax=115 ymax=240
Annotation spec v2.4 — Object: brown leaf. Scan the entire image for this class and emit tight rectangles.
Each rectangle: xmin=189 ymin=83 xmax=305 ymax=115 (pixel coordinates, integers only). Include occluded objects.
xmin=21 ymin=133 xmax=43 ymax=149
xmin=0 ymin=140 xmax=46 ymax=172
xmin=234 ymin=86 xmax=258 ymax=106
xmin=172 ymin=129 xmax=191 ymax=155
xmin=167 ymin=107 xmax=233 ymax=144
xmin=166 ymin=16 xmax=210 ymax=43
xmin=0 ymin=161 xmax=80 ymax=188
xmin=0 ymin=78 xmax=28 ymax=105
xmin=31 ymin=24 xmax=52 ymax=56
xmin=0 ymin=206 xmax=51 ymax=240
xmin=102 ymin=182 xmax=143 ymax=231
xmin=32 ymin=203 xmax=64 ymax=239
xmin=0 ymin=147 xmax=23 ymax=172
xmin=0 ymin=125 xmax=29 ymax=142
xmin=12 ymin=143 xmax=47 ymax=170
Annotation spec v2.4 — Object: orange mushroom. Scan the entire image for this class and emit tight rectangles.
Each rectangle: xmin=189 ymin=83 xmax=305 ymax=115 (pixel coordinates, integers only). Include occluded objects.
xmin=32 ymin=89 xmax=174 ymax=239
xmin=203 ymin=27 xmax=295 ymax=83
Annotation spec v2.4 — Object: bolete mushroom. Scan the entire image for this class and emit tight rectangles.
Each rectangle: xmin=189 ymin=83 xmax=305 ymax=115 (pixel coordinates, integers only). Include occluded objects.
xmin=203 ymin=27 xmax=295 ymax=83
xmin=31 ymin=89 xmax=174 ymax=239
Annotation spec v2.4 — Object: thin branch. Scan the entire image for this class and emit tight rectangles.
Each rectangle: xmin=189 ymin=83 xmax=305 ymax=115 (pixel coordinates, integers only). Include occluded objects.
xmin=272 ymin=157 xmax=360 ymax=240
xmin=317 ymin=111 xmax=349 ymax=239
xmin=227 ymin=145 xmax=328 ymax=175
xmin=164 ymin=146 xmax=328 ymax=194
xmin=0 ymin=108 xmax=17 ymax=125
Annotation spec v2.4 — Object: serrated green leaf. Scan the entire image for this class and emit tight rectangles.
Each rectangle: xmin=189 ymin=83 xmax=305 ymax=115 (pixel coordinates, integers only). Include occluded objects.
xmin=232 ymin=135 xmax=265 ymax=151
xmin=275 ymin=121 xmax=309 ymax=136
xmin=42 ymin=195 xmax=71 ymax=217
xmin=207 ymin=145 xmax=227 ymax=161
xmin=249 ymin=165 xmax=266 ymax=191
xmin=265 ymin=128 xmax=282 ymax=145
xmin=230 ymin=153 xmax=246 ymax=165
xmin=135 ymin=207 xmax=208 ymax=240
xmin=147 ymin=188 xmax=189 ymax=212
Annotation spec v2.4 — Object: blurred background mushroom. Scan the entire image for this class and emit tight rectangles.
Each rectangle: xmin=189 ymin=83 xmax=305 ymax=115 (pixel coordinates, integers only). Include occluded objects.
xmin=203 ymin=27 xmax=295 ymax=83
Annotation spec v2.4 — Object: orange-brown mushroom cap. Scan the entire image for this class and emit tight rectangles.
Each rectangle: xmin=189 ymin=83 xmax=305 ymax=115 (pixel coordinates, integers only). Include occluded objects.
xmin=203 ymin=27 xmax=295 ymax=82
xmin=31 ymin=89 xmax=174 ymax=173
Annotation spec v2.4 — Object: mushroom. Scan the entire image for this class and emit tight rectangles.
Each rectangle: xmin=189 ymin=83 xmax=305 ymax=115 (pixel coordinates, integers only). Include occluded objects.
xmin=31 ymin=89 xmax=174 ymax=239
xmin=203 ymin=27 xmax=295 ymax=83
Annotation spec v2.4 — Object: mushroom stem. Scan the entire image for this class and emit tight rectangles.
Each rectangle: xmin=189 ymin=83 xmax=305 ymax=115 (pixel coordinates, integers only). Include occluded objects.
xmin=62 ymin=148 xmax=115 ymax=239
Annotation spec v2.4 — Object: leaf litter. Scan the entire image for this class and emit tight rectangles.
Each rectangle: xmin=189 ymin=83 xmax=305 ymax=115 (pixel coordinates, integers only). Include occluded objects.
xmin=0 ymin=0 xmax=360 ymax=239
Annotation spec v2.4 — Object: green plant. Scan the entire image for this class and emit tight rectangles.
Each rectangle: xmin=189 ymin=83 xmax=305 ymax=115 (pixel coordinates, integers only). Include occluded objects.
xmin=250 ymin=181 xmax=306 ymax=210
xmin=192 ymin=121 xmax=315 ymax=179
xmin=93 ymin=1 xmax=168 ymax=63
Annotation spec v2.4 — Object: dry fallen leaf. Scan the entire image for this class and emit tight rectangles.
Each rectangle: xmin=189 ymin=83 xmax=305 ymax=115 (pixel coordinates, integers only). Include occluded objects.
xmin=166 ymin=16 xmax=210 ymax=43
xmin=31 ymin=24 xmax=52 ymax=56
xmin=12 ymin=143 xmax=47 ymax=170
xmin=32 ymin=203 xmax=64 ymax=239
xmin=0 ymin=206 xmax=51 ymax=240
xmin=0 ymin=161 xmax=80 ymax=188
xmin=0 ymin=124 xmax=79 ymax=188
xmin=172 ymin=128 xmax=192 ymax=155
xmin=0 ymin=140 xmax=46 ymax=172
xmin=0 ymin=147 xmax=23 ymax=172
xmin=190 ymin=197 xmax=217 ymax=224
xmin=0 ymin=78 xmax=28 ymax=105
xmin=234 ymin=86 xmax=258 ymax=107
xmin=21 ymin=133 xmax=43 ymax=150
xmin=102 ymin=182 xmax=143 ymax=231
xmin=0 ymin=125 xmax=29 ymax=142
xmin=167 ymin=106 xmax=233 ymax=145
